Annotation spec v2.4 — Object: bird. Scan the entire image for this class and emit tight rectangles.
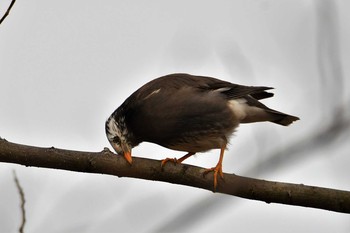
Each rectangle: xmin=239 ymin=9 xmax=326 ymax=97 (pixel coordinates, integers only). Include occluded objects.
xmin=105 ymin=73 xmax=299 ymax=189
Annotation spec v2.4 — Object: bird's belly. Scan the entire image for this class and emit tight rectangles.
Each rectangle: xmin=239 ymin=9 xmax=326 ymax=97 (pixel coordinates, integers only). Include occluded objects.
xmin=165 ymin=137 xmax=225 ymax=152
xmin=160 ymin=125 xmax=237 ymax=153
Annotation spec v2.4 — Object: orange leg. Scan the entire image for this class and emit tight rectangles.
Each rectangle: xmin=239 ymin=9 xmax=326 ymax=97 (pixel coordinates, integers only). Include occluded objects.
xmin=203 ymin=145 xmax=226 ymax=190
xmin=161 ymin=152 xmax=195 ymax=167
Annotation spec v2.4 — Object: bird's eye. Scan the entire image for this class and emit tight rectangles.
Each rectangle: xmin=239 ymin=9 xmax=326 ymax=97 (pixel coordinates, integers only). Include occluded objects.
xmin=113 ymin=137 xmax=121 ymax=144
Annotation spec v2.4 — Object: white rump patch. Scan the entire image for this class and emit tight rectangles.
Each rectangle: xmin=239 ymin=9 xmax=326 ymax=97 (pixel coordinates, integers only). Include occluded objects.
xmin=227 ymin=99 xmax=248 ymax=121
xmin=228 ymin=99 xmax=267 ymax=123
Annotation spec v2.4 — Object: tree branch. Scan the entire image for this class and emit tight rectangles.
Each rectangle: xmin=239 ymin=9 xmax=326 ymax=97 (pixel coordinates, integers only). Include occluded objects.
xmin=0 ymin=138 xmax=349 ymax=214
xmin=13 ymin=170 xmax=26 ymax=233
xmin=0 ymin=0 xmax=16 ymax=25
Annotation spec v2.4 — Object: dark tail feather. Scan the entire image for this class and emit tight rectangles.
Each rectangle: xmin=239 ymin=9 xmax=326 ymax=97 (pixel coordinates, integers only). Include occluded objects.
xmin=238 ymin=95 xmax=299 ymax=126
xmin=268 ymin=110 xmax=300 ymax=126
xmin=251 ymin=91 xmax=274 ymax=100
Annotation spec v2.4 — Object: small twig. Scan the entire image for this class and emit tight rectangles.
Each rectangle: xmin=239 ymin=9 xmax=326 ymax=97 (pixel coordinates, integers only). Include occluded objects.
xmin=0 ymin=0 xmax=17 ymax=25
xmin=13 ymin=170 xmax=26 ymax=233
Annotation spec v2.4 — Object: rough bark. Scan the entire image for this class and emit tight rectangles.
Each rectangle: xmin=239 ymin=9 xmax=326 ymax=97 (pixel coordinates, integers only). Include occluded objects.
xmin=0 ymin=138 xmax=349 ymax=214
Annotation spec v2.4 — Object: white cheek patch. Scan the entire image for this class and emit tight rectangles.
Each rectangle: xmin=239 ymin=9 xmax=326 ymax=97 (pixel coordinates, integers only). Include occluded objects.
xmin=107 ymin=117 xmax=124 ymax=141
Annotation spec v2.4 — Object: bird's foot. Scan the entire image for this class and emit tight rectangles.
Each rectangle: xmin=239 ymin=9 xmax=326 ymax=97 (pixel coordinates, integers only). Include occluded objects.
xmin=161 ymin=157 xmax=179 ymax=168
xmin=203 ymin=163 xmax=224 ymax=191
xmin=161 ymin=152 xmax=195 ymax=169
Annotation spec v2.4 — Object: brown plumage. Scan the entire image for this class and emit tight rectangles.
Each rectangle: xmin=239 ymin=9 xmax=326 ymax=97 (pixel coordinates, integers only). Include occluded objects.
xmin=106 ymin=73 xmax=299 ymax=189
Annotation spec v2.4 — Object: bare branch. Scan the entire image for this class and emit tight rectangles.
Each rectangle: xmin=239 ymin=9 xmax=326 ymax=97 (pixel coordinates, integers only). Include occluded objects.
xmin=0 ymin=0 xmax=16 ymax=25
xmin=13 ymin=170 xmax=26 ymax=233
xmin=0 ymin=138 xmax=349 ymax=214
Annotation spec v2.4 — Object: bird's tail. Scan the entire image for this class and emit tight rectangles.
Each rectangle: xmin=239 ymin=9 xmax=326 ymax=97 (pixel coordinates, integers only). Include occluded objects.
xmin=233 ymin=96 xmax=299 ymax=126
xmin=266 ymin=109 xmax=300 ymax=126
xmin=241 ymin=107 xmax=299 ymax=126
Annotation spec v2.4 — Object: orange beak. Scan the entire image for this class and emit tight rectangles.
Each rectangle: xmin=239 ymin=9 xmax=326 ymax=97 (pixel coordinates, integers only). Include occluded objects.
xmin=124 ymin=151 xmax=133 ymax=164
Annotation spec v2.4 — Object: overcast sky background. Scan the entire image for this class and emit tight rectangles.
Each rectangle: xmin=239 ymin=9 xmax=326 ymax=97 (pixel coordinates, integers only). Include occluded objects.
xmin=0 ymin=0 xmax=350 ymax=232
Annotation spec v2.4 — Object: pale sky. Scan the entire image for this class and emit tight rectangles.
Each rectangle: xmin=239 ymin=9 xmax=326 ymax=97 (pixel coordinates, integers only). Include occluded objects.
xmin=0 ymin=1 xmax=349 ymax=232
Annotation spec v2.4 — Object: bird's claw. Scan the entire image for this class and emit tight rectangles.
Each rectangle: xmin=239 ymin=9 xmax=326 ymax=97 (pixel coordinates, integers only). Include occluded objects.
xmin=203 ymin=164 xmax=224 ymax=191
xmin=161 ymin=157 xmax=179 ymax=168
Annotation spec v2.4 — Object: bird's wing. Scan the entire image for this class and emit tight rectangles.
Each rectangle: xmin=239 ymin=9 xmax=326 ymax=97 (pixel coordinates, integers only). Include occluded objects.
xmin=195 ymin=76 xmax=274 ymax=100
xmin=124 ymin=78 xmax=238 ymax=150
xmin=131 ymin=73 xmax=273 ymax=101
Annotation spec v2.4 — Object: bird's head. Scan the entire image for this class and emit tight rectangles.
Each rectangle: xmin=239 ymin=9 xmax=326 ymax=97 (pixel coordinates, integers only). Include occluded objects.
xmin=105 ymin=114 xmax=133 ymax=164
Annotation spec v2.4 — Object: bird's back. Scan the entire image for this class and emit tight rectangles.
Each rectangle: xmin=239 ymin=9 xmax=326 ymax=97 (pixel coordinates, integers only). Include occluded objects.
xmin=118 ymin=73 xmax=299 ymax=151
